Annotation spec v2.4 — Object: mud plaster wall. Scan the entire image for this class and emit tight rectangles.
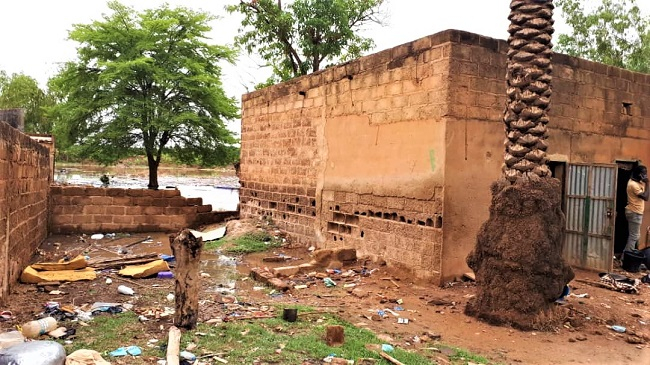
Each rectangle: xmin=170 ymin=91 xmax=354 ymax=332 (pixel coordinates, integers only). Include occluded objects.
xmin=49 ymin=186 xmax=215 ymax=234
xmin=0 ymin=121 xmax=50 ymax=303
xmin=443 ymin=31 xmax=650 ymax=280
xmin=240 ymin=31 xmax=460 ymax=282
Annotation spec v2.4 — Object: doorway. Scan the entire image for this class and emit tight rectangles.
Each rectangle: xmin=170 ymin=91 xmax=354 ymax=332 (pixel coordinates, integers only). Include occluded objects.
xmin=614 ymin=160 xmax=639 ymax=254
xmin=563 ymin=164 xmax=617 ymax=271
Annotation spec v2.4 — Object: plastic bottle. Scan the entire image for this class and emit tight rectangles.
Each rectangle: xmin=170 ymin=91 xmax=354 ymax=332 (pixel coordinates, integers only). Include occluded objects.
xmin=0 ymin=331 xmax=24 ymax=349
xmin=117 ymin=285 xmax=134 ymax=295
xmin=20 ymin=317 xmax=57 ymax=339
xmin=611 ymin=325 xmax=626 ymax=333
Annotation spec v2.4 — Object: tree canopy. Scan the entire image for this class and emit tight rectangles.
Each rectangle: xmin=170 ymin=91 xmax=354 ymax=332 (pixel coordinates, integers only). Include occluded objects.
xmin=227 ymin=0 xmax=385 ymax=85
xmin=556 ymin=0 xmax=650 ymax=73
xmin=0 ymin=71 xmax=55 ymax=134
xmin=49 ymin=1 xmax=239 ymax=189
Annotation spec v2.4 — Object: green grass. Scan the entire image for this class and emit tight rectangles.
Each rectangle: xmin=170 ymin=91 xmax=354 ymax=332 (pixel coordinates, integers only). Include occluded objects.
xmin=447 ymin=347 xmax=492 ymax=364
xmin=204 ymin=231 xmax=282 ymax=254
xmin=63 ymin=312 xmax=162 ymax=364
xmin=59 ymin=306 xmax=491 ymax=365
xmin=185 ymin=307 xmax=435 ymax=364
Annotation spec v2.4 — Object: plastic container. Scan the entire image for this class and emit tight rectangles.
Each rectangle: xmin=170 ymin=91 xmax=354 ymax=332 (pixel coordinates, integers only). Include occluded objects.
xmin=611 ymin=325 xmax=626 ymax=333
xmin=20 ymin=317 xmax=57 ymax=339
xmin=117 ymin=285 xmax=134 ymax=295
xmin=0 ymin=331 xmax=24 ymax=349
xmin=282 ymin=308 xmax=298 ymax=322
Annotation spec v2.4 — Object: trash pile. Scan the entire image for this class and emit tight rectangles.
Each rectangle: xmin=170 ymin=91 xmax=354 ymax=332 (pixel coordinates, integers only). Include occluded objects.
xmin=1 ymin=226 xmax=232 ymax=365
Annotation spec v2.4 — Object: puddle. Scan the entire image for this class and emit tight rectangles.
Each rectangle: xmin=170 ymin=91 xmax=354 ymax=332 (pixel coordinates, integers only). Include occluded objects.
xmin=200 ymin=251 xmax=239 ymax=294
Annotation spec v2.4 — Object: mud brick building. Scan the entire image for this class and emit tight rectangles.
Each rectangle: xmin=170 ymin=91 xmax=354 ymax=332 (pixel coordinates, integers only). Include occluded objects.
xmin=240 ymin=29 xmax=650 ymax=284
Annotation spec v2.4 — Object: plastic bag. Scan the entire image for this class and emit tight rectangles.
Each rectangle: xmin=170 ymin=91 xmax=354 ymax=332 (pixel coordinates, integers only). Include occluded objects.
xmin=0 ymin=341 xmax=65 ymax=365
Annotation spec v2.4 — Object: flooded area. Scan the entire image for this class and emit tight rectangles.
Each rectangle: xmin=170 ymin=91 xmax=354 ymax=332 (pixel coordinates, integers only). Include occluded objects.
xmin=54 ymin=164 xmax=240 ymax=211
xmin=40 ymin=231 xmax=239 ymax=294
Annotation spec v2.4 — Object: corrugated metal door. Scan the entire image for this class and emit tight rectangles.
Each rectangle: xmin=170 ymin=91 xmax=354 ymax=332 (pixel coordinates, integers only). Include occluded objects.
xmin=564 ymin=164 xmax=616 ymax=271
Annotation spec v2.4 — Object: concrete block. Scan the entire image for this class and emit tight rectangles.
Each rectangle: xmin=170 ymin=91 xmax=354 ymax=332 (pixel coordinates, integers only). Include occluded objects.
xmin=334 ymin=248 xmax=357 ymax=262
xmin=272 ymin=266 xmax=301 ymax=277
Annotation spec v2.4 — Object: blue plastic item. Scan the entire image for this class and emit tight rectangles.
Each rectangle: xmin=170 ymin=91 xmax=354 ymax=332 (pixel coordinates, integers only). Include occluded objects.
xmin=381 ymin=344 xmax=394 ymax=352
xmin=157 ymin=271 xmax=174 ymax=279
xmin=160 ymin=255 xmax=175 ymax=262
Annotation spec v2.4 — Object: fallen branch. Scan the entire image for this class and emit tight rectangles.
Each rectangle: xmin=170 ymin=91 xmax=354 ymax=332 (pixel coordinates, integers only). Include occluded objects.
xmin=166 ymin=326 xmax=181 ymax=365
xmin=88 ymin=254 xmax=159 ymax=269
xmin=106 ymin=274 xmax=150 ymax=289
xmin=124 ymin=236 xmax=152 ymax=249
xmin=380 ymin=351 xmax=405 ymax=365
xmin=574 ymin=278 xmax=617 ymax=290
xmin=381 ymin=278 xmax=401 ymax=288
xmin=224 ymin=314 xmax=275 ymax=321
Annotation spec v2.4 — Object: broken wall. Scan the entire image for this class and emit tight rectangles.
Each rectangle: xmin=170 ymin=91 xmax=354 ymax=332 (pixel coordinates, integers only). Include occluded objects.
xmin=240 ymin=32 xmax=457 ymax=282
xmin=442 ymin=31 xmax=650 ymax=280
xmin=49 ymin=186 xmax=217 ymax=234
xmin=0 ymin=121 xmax=50 ymax=303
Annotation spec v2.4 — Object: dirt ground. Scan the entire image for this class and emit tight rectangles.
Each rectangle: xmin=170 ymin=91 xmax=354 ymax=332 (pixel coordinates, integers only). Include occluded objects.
xmin=1 ymin=223 xmax=649 ymax=365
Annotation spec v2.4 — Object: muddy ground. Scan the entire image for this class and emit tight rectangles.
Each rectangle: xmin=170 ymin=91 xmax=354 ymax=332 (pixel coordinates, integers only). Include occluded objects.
xmin=1 ymin=222 xmax=649 ymax=365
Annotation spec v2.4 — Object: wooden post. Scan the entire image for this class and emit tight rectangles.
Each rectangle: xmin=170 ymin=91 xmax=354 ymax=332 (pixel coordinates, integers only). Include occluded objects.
xmin=325 ymin=325 xmax=345 ymax=346
xmin=170 ymin=229 xmax=203 ymax=329
xmin=166 ymin=326 xmax=181 ymax=365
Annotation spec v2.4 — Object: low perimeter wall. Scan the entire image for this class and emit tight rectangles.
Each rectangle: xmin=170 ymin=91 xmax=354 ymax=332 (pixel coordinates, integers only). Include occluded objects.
xmin=0 ymin=121 xmax=50 ymax=303
xmin=50 ymin=186 xmax=219 ymax=234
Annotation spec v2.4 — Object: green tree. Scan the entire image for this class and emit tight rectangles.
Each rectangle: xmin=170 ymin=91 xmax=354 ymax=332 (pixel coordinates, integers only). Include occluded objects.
xmin=227 ymin=0 xmax=385 ymax=84
xmin=0 ymin=72 xmax=55 ymax=134
xmin=556 ymin=0 xmax=650 ymax=73
xmin=49 ymin=1 xmax=239 ymax=189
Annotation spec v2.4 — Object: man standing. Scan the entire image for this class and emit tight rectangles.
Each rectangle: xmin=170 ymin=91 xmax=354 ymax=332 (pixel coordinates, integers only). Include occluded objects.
xmin=625 ymin=165 xmax=649 ymax=252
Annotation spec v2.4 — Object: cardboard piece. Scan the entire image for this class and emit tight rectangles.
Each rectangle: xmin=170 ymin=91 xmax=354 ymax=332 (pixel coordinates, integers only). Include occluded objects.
xmin=66 ymin=349 xmax=111 ymax=365
xmin=20 ymin=266 xmax=96 ymax=284
xmin=189 ymin=226 xmax=226 ymax=242
xmin=31 ymin=255 xmax=87 ymax=271
xmin=118 ymin=259 xmax=170 ymax=278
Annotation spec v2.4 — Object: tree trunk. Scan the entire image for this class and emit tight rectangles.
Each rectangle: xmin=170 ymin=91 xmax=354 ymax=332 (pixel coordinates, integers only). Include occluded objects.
xmin=465 ymin=0 xmax=574 ymax=330
xmin=170 ymin=229 xmax=203 ymax=329
xmin=147 ymin=152 xmax=159 ymax=190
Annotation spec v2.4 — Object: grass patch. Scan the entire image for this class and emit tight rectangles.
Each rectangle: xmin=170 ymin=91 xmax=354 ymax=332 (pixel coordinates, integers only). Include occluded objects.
xmin=186 ymin=308 xmax=435 ymax=364
xmin=204 ymin=231 xmax=282 ymax=254
xmin=63 ymin=312 xmax=162 ymax=364
xmin=440 ymin=345 xmax=492 ymax=364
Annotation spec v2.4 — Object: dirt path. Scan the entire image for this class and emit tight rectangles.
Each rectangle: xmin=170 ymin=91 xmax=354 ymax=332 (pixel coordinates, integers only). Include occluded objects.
xmin=237 ymin=250 xmax=650 ymax=365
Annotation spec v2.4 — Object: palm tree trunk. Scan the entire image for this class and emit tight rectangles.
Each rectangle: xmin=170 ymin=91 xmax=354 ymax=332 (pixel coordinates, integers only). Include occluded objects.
xmin=502 ymin=0 xmax=554 ymax=183
xmin=465 ymin=0 xmax=574 ymax=330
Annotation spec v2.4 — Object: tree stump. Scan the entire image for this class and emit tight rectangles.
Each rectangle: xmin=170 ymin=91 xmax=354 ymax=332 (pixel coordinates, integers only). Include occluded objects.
xmin=170 ymin=229 xmax=203 ymax=329
xmin=325 ymin=325 xmax=345 ymax=346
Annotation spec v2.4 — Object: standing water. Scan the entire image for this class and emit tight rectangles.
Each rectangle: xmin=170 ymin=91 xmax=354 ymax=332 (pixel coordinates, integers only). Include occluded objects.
xmin=54 ymin=166 xmax=240 ymax=211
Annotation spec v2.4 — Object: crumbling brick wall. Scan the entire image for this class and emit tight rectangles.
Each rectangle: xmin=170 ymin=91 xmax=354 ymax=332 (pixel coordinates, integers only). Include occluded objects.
xmin=0 ymin=121 xmax=50 ymax=303
xmin=240 ymin=32 xmax=455 ymax=282
xmin=49 ymin=186 xmax=217 ymax=234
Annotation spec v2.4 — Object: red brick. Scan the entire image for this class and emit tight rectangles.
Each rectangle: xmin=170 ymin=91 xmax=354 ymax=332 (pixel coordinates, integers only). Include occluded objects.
xmin=106 ymin=206 xmax=125 ymax=215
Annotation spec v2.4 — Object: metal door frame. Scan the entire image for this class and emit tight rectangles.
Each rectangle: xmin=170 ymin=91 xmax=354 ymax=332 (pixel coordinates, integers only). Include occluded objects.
xmin=563 ymin=163 xmax=617 ymax=271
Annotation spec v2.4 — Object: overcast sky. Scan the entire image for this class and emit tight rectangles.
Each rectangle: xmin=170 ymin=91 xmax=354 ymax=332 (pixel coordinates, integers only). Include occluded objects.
xmin=1 ymin=0 xmax=648 ymax=134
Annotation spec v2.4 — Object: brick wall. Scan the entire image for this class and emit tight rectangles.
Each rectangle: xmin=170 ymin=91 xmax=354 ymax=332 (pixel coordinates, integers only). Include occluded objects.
xmin=0 ymin=121 xmax=50 ymax=303
xmin=240 ymin=31 xmax=454 ymax=282
xmin=50 ymin=186 xmax=217 ymax=234
xmin=441 ymin=30 xmax=650 ymax=280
